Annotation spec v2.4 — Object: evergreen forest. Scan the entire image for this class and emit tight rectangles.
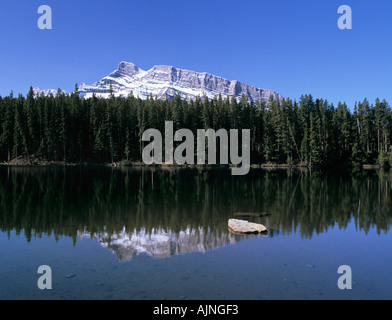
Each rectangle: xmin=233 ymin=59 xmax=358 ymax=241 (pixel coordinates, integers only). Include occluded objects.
xmin=1 ymin=86 xmax=391 ymax=169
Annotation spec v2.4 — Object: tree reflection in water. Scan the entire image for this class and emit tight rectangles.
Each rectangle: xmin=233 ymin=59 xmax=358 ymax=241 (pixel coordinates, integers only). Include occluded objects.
xmin=0 ymin=166 xmax=391 ymax=260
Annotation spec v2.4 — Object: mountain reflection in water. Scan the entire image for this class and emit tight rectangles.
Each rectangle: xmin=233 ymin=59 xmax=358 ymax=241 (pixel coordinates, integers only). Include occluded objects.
xmin=1 ymin=166 xmax=392 ymax=260
xmin=78 ymin=227 xmax=254 ymax=261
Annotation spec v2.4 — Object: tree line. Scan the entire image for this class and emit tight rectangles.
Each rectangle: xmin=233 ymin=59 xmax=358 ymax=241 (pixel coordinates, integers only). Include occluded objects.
xmin=0 ymin=86 xmax=391 ymax=168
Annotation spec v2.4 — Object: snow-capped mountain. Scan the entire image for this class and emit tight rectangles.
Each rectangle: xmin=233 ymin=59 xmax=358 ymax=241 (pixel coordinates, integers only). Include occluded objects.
xmin=79 ymin=62 xmax=283 ymax=103
xmin=33 ymin=87 xmax=66 ymax=97
xmin=35 ymin=61 xmax=283 ymax=103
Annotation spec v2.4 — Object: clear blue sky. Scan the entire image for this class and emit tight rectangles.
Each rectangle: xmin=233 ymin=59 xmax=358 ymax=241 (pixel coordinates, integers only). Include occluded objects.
xmin=0 ymin=0 xmax=391 ymax=108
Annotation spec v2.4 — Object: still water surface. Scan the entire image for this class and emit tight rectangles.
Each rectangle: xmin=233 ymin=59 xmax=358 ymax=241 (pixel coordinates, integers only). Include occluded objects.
xmin=0 ymin=166 xmax=392 ymax=300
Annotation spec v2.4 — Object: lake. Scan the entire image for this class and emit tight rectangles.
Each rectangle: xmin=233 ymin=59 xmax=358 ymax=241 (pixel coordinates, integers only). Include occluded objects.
xmin=0 ymin=166 xmax=392 ymax=300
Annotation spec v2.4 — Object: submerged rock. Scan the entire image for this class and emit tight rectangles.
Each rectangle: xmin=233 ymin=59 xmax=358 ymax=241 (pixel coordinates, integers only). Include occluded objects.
xmin=228 ymin=219 xmax=267 ymax=234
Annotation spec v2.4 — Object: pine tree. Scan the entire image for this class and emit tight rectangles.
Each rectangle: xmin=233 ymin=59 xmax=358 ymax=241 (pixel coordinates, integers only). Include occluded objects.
xmin=25 ymin=87 xmax=37 ymax=155
xmin=1 ymin=96 xmax=14 ymax=162
xmin=309 ymin=113 xmax=321 ymax=166
xmin=57 ymin=89 xmax=67 ymax=162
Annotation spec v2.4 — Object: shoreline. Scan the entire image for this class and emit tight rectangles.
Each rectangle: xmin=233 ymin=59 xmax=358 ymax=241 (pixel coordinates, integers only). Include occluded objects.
xmin=0 ymin=157 xmax=384 ymax=170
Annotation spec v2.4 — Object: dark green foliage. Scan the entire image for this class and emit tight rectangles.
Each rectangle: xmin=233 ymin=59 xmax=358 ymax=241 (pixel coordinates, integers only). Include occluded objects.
xmin=0 ymin=90 xmax=391 ymax=167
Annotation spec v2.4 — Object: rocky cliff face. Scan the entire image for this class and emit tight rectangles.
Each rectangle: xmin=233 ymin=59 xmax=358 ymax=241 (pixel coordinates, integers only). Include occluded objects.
xmin=77 ymin=61 xmax=283 ymax=103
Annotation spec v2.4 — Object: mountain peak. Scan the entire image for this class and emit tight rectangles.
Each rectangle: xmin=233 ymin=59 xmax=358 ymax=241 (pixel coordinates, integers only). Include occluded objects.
xmin=113 ymin=61 xmax=141 ymax=78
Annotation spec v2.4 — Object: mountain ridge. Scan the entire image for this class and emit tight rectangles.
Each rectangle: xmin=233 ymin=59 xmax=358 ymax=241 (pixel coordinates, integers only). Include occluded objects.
xmin=35 ymin=61 xmax=284 ymax=103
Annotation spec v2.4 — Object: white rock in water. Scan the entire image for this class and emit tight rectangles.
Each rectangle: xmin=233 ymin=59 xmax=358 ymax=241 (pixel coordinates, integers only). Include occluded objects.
xmin=228 ymin=219 xmax=267 ymax=234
